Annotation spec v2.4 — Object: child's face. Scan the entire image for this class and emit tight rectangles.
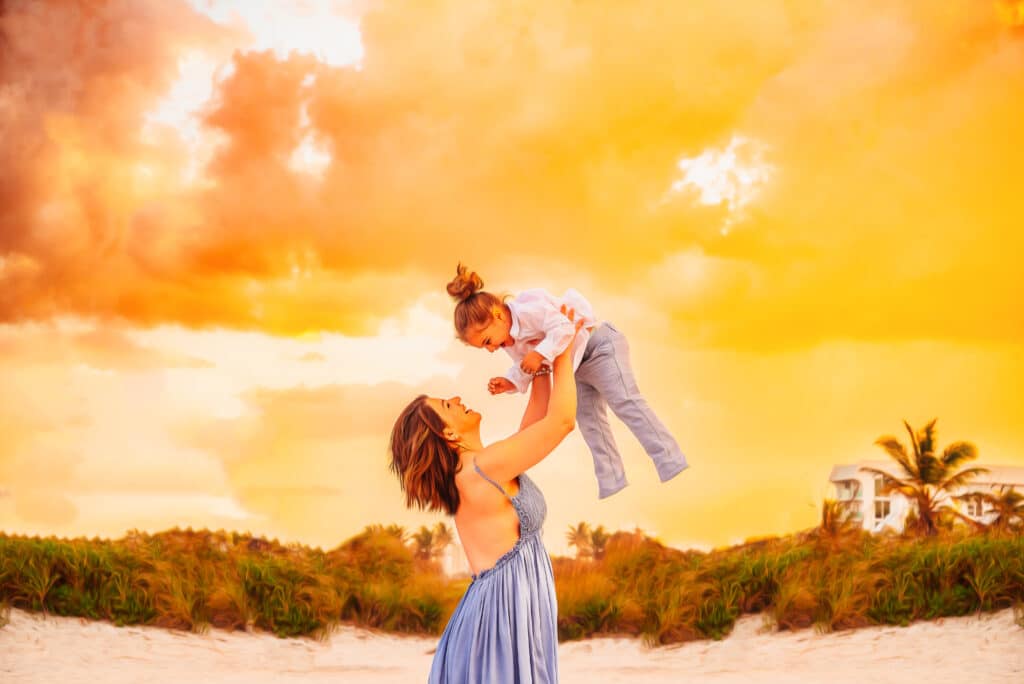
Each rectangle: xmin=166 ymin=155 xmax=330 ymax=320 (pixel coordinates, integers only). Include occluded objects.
xmin=465 ymin=308 xmax=513 ymax=353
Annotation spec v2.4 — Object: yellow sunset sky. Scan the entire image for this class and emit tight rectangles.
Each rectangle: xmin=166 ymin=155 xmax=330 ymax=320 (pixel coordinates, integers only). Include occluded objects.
xmin=1 ymin=0 xmax=1023 ymax=555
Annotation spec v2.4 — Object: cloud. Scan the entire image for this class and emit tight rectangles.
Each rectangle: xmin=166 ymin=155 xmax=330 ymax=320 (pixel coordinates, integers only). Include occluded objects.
xmin=0 ymin=0 xmax=240 ymax=330
xmin=3 ymin=0 xmax=1024 ymax=552
xmin=73 ymin=328 xmax=214 ymax=370
xmin=174 ymin=380 xmax=463 ymax=546
xmin=1 ymin=0 xmax=1022 ymax=346
xmin=1 ymin=443 xmax=83 ymax=528
xmin=690 ymin=1 xmax=1024 ymax=348
xmin=0 ymin=319 xmax=212 ymax=370
xmin=2 ymin=307 xmax=1023 ymax=549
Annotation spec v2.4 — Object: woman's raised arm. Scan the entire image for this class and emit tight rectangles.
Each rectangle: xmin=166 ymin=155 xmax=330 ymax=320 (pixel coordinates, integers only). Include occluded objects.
xmin=474 ymin=316 xmax=581 ymax=483
xmin=519 ymin=305 xmax=578 ymax=432
xmin=519 ymin=373 xmax=551 ymax=431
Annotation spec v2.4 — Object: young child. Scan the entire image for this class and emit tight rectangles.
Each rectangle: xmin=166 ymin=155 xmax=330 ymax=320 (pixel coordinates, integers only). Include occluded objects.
xmin=446 ymin=263 xmax=688 ymax=498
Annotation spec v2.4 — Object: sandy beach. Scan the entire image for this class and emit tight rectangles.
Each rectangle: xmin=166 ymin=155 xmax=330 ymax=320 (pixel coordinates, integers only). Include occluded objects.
xmin=2 ymin=607 xmax=1021 ymax=683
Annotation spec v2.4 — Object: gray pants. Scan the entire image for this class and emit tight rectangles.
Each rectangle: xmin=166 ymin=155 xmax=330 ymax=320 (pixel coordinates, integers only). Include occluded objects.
xmin=575 ymin=323 xmax=688 ymax=498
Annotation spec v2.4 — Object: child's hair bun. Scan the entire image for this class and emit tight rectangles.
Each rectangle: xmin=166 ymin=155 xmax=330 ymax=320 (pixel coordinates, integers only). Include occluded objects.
xmin=446 ymin=263 xmax=483 ymax=301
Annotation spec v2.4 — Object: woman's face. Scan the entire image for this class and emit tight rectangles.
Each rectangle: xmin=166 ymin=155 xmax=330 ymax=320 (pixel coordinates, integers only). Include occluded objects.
xmin=425 ymin=395 xmax=481 ymax=435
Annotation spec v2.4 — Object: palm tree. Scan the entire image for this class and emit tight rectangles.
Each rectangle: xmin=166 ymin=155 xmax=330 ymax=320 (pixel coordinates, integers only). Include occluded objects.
xmin=958 ymin=486 xmax=1024 ymax=534
xmin=811 ymin=498 xmax=864 ymax=550
xmin=411 ymin=526 xmax=436 ymax=561
xmin=566 ymin=522 xmax=593 ymax=559
xmin=820 ymin=498 xmax=857 ymax=535
xmin=432 ymin=522 xmax=454 ymax=556
xmin=589 ymin=525 xmax=610 ymax=561
xmin=411 ymin=523 xmax=454 ymax=561
xmin=865 ymin=419 xmax=986 ymax=536
xmin=365 ymin=523 xmax=407 ymax=542
xmin=384 ymin=524 xmax=408 ymax=541
xmin=362 ymin=528 xmax=405 ymax=540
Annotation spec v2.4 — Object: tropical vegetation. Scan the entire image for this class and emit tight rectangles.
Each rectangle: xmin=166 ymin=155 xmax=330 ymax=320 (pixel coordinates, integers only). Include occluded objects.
xmin=2 ymin=419 xmax=1021 ymax=644
xmin=1 ymin=519 xmax=1020 ymax=644
xmin=863 ymin=419 xmax=986 ymax=536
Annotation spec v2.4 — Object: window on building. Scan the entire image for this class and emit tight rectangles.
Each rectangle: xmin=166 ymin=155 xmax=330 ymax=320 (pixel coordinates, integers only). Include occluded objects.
xmin=875 ymin=499 xmax=891 ymax=519
xmin=966 ymin=498 xmax=984 ymax=517
xmin=874 ymin=474 xmax=889 ymax=497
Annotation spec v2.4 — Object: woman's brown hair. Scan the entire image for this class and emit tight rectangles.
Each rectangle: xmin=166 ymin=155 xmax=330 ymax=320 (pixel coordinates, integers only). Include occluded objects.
xmin=446 ymin=263 xmax=505 ymax=341
xmin=388 ymin=395 xmax=463 ymax=515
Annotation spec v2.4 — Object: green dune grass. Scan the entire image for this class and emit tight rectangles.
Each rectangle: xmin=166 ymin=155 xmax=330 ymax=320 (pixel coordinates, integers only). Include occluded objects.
xmin=1 ymin=525 xmax=1021 ymax=644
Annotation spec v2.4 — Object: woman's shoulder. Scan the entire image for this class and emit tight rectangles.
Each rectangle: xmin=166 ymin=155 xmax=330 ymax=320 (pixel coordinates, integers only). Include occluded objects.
xmin=456 ymin=454 xmax=512 ymax=504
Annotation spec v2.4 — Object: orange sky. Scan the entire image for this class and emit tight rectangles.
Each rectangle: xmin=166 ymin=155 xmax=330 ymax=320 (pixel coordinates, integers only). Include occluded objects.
xmin=1 ymin=0 xmax=1023 ymax=555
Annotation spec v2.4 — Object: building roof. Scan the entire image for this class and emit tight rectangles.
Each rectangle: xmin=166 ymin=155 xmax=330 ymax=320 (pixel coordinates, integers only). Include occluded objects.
xmin=829 ymin=461 xmax=1024 ymax=486
xmin=829 ymin=464 xmax=861 ymax=481
xmin=829 ymin=461 xmax=902 ymax=481
xmin=971 ymin=465 xmax=1024 ymax=486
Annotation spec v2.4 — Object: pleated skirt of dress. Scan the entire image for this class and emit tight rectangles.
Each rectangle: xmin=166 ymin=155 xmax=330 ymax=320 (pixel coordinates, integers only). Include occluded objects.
xmin=427 ymin=531 xmax=558 ymax=684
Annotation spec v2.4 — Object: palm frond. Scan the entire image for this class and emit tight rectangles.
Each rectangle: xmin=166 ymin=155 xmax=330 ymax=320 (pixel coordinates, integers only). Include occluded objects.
xmin=992 ymin=486 xmax=1024 ymax=511
xmin=589 ymin=525 xmax=610 ymax=561
xmin=860 ymin=467 xmax=915 ymax=496
xmin=947 ymin=507 xmax=987 ymax=532
xmin=893 ymin=483 xmax=921 ymax=499
xmin=995 ymin=484 xmax=1018 ymax=497
xmin=903 ymin=420 xmax=921 ymax=462
xmin=936 ymin=467 xmax=988 ymax=493
xmin=872 ymin=438 xmax=917 ymax=478
xmin=941 ymin=441 xmax=979 ymax=469
xmin=432 ymin=522 xmax=453 ymax=551
xmin=915 ymin=454 xmax=942 ymax=484
xmin=917 ymin=418 xmax=938 ymax=459
xmin=954 ymin=491 xmax=992 ymax=504
xmin=566 ymin=522 xmax=593 ymax=559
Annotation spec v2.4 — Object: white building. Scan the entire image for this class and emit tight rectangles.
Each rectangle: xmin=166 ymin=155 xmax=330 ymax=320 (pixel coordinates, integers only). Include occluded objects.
xmin=829 ymin=461 xmax=1024 ymax=533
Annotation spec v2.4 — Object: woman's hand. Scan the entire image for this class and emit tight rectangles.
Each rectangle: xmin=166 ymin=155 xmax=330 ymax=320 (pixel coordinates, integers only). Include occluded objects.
xmin=560 ymin=304 xmax=582 ymax=328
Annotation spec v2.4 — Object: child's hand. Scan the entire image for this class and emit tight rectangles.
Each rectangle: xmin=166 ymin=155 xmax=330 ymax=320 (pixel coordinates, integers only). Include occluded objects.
xmin=520 ymin=350 xmax=546 ymax=375
xmin=488 ymin=377 xmax=516 ymax=395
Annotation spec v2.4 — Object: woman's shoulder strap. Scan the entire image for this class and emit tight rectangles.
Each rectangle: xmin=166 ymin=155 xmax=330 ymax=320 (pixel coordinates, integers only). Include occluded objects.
xmin=472 ymin=457 xmax=511 ymax=500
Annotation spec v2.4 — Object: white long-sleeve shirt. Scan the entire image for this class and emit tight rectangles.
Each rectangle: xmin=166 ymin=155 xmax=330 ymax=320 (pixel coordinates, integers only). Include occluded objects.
xmin=502 ymin=288 xmax=598 ymax=393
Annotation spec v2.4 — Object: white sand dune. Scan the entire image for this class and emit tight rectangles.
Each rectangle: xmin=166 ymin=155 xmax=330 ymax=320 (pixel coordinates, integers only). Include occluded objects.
xmin=2 ymin=607 xmax=1022 ymax=683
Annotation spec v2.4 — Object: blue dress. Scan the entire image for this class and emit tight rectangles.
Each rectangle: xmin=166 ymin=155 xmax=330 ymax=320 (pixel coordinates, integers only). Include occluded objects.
xmin=428 ymin=461 xmax=558 ymax=683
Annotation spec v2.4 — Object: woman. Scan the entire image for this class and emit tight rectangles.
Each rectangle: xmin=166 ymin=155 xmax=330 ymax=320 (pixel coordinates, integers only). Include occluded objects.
xmin=388 ymin=309 xmax=582 ymax=683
